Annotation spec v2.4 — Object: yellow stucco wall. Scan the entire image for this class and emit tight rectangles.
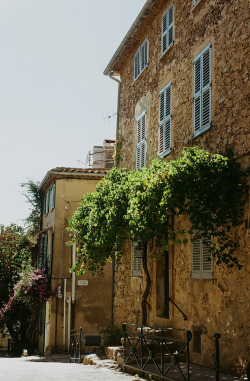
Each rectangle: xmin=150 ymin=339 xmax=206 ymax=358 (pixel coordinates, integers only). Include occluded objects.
xmin=40 ymin=176 xmax=112 ymax=355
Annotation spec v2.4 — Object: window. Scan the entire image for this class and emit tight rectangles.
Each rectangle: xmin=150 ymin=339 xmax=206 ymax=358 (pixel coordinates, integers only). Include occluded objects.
xmin=136 ymin=111 xmax=147 ymax=169
xmin=46 ymin=190 xmax=50 ymax=215
xmin=158 ymin=82 xmax=172 ymax=157
xmin=132 ymin=241 xmax=144 ymax=277
xmin=43 ymin=193 xmax=47 ymax=216
xmin=194 ymin=44 xmax=211 ymax=137
xmin=192 ymin=236 xmax=213 ymax=279
xmin=51 ymin=183 xmax=56 ymax=209
xmin=134 ymin=39 xmax=148 ymax=80
xmin=162 ymin=3 xmax=174 ymax=54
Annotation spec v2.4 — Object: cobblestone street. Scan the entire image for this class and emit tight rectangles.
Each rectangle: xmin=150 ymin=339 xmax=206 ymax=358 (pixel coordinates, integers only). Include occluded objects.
xmin=0 ymin=356 xmax=142 ymax=381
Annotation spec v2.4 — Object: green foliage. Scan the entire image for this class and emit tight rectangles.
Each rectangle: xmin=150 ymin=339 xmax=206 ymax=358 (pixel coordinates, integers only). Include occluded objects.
xmin=100 ymin=324 xmax=122 ymax=347
xmin=21 ymin=179 xmax=42 ymax=237
xmin=0 ymin=261 xmax=50 ymax=353
xmin=0 ymin=225 xmax=31 ymax=309
xmin=68 ymin=147 xmax=247 ymax=274
xmin=113 ymin=133 xmax=124 ymax=166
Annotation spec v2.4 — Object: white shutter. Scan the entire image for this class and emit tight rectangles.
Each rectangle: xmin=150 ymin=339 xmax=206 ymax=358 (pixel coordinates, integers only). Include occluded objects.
xmin=192 ymin=235 xmax=213 ymax=279
xmin=194 ymin=45 xmax=211 ymax=136
xmin=162 ymin=3 xmax=174 ymax=54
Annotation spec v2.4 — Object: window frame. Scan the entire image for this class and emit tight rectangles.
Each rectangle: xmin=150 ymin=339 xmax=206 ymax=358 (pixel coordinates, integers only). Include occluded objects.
xmin=158 ymin=82 xmax=172 ymax=157
xmin=162 ymin=2 xmax=174 ymax=55
xmin=134 ymin=38 xmax=149 ymax=81
xmin=193 ymin=44 xmax=211 ymax=138
xmin=51 ymin=183 xmax=56 ymax=210
xmin=136 ymin=110 xmax=147 ymax=170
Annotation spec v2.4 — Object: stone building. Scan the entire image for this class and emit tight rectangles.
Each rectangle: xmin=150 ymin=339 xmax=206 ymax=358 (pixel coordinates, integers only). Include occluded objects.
xmin=38 ymin=167 xmax=112 ymax=355
xmin=104 ymin=0 xmax=249 ymax=376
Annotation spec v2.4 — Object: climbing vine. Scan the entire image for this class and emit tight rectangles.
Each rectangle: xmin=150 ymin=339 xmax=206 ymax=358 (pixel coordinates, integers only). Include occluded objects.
xmin=68 ymin=147 xmax=247 ymax=276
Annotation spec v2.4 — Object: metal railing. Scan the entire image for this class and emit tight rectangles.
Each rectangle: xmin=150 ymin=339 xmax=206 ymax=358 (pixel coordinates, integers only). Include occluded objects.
xmin=123 ymin=323 xmax=192 ymax=381
xmin=70 ymin=327 xmax=82 ymax=363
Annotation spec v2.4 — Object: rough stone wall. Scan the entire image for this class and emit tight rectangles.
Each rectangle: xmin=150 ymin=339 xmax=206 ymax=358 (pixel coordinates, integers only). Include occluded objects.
xmin=113 ymin=0 xmax=249 ymax=376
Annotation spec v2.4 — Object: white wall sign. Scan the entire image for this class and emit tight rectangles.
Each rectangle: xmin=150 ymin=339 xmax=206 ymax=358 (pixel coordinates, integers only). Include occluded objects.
xmin=78 ymin=280 xmax=89 ymax=286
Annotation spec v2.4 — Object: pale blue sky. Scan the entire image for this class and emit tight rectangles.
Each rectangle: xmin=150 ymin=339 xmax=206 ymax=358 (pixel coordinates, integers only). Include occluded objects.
xmin=0 ymin=0 xmax=146 ymax=227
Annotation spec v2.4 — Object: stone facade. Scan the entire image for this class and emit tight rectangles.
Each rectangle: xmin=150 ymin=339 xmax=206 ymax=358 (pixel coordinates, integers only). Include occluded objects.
xmin=105 ymin=0 xmax=249 ymax=376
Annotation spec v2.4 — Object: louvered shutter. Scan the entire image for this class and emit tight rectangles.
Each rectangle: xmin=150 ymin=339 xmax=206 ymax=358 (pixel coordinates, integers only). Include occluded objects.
xmin=46 ymin=190 xmax=50 ymax=214
xmin=136 ymin=111 xmax=147 ymax=169
xmin=141 ymin=39 xmax=148 ymax=70
xmin=132 ymin=241 xmax=143 ymax=277
xmin=201 ymin=239 xmax=213 ymax=273
xmin=194 ymin=45 xmax=211 ymax=136
xmin=162 ymin=3 xmax=174 ymax=54
xmin=202 ymin=48 xmax=211 ymax=130
xmin=192 ymin=235 xmax=213 ymax=279
xmin=134 ymin=50 xmax=140 ymax=80
xmin=134 ymin=39 xmax=148 ymax=80
xmin=44 ymin=193 xmax=47 ymax=216
xmin=52 ymin=183 xmax=56 ymax=209
xmin=158 ymin=83 xmax=171 ymax=156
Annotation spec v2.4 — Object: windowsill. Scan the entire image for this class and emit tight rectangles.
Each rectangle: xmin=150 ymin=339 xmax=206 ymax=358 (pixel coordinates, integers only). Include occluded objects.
xmin=133 ymin=65 xmax=149 ymax=85
xmin=192 ymin=125 xmax=211 ymax=139
xmin=191 ymin=0 xmax=205 ymax=13
xmin=159 ymin=43 xmax=174 ymax=61
xmin=191 ymin=272 xmax=213 ymax=280
xmin=156 ymin=314 xmax=170 ymax=320
xmin=158 ymin=149 xmax=171 ymax=158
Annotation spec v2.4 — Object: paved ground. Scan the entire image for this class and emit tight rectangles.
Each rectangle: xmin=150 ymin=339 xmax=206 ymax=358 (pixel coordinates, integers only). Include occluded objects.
xmin=0 ymin=354 xmax=247 ymax=381
xmin=0 ymin=355 xmax=143 ymax=381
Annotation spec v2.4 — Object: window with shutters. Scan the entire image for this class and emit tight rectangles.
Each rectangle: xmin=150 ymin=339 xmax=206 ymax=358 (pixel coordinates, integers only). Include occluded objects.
xmin=132 ymin=241 xmax=143 ymax=277
xmin=158 ymin=82 xmax=172 ymax=157
xmin=46 ymin=190 xmax=50 ymax=215
xmin=134 ymin=39 xmax=148 ymax=81
xmin=43 ymin=193 xmax=47 ymax=216
xmin=194 ymin=44 xmax=211 ymax=137
xmin=191 ymin=236 xmax=213 ymax=279
xmin=51 ymin=183 xmax=56 ymax=209
xmin=162 ymin=3 xmax=174 ymax=54
xmin=136 ymin=110 xmax=147 ymax=169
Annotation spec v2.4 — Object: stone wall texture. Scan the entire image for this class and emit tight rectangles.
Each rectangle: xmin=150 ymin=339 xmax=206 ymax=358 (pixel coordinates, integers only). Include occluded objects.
xmin=111 ymin=0 xmax=249 ymax=376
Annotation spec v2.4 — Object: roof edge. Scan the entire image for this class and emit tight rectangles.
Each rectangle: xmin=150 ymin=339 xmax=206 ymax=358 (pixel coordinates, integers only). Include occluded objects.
xmin=38 ymin=168 xmax=108 ymax=192
xmin=103 ymin=0 xmax=155 ymax=76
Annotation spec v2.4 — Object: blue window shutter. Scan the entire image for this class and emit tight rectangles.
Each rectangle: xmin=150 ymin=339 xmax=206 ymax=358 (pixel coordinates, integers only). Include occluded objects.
xmin=194 ymin=45 xmax=211 ymax=136
xmin=134 ymin=39 xmax=148 ymax=80
xmin=44 ymin=193 xmax=47 ymax=216
xmin=134 ymin=50 xmax=140 ymax=80
xmin=46 ymin=190 xmax=50 ymax=214
xmin=158 ymin=82 xmax=172 ymax=156
xmin=52 ymin=183 xmax=56 ymax=209
xmin=136 ymin=111 xmax=147 ymax=169
xmin=162 ymin=3 xmax=174 ymax=54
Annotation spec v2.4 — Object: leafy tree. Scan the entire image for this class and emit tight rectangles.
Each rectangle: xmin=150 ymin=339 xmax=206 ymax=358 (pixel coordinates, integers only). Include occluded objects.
xmin=68 ymin=147 xmax=247 ymax=323
xmin=0 ymin=225 xmax=30 ymax=309
xmin=0 ymin=261 xmax=50 ymax=354
xmin=21 ymin=179 xmax=42 ymax=238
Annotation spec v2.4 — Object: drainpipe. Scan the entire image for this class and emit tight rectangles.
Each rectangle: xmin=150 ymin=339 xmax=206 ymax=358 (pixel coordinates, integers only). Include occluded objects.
xmin=63 ymin=278 xmax=67 ymax=347
xmin=71 ymin=243 xmax=76 ymax=333
xmin=67 ymin=296 xmax=72 ymax=351
xmin=108 ymin=71 xmax=121 ymax=326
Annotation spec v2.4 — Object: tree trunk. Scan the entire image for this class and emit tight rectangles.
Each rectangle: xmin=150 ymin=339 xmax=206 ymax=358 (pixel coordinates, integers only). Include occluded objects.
xmin=141 ymin=243 xmax=151 ymax=325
